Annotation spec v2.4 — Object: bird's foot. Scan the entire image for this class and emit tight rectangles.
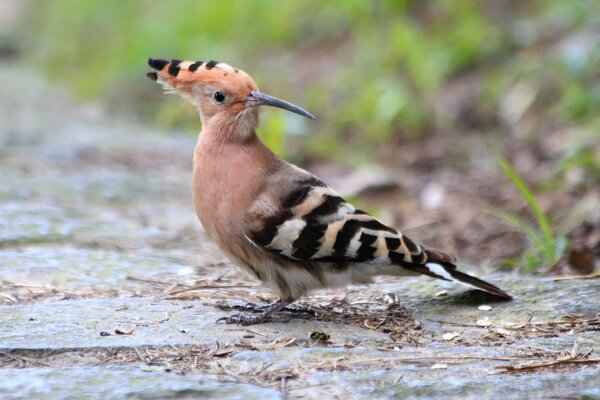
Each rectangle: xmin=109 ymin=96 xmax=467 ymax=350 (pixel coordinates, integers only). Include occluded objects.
xmin=216 ymin=298 xmax=291 ymax=325
xmin=216 ymin=313 xmax=277 ymax=326
xmin=231 ymin=301 xmax=270 ymax=312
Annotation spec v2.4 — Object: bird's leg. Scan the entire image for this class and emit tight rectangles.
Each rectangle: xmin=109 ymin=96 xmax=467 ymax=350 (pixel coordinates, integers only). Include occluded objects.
xmin=217 ymin=298 xmax=290 ymax=325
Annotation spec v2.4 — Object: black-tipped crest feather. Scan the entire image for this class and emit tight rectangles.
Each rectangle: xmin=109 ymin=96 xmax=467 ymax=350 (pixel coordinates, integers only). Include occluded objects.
xmin=148 ymin=58 xmax=168 ymax=70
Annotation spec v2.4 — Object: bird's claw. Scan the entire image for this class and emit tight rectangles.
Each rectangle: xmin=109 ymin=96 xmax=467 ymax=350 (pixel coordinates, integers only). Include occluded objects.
xmin=216 ymin=299 xmax=292 ymax=325
xmin=230 ymin=302 xmax=268 ymax=312
xmin=215 ymin=313 xmax=270 ymax=326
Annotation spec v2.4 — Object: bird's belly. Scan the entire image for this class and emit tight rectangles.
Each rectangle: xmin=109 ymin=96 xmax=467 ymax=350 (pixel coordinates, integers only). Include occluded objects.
xmin=264 ymin=261 xmax=377 ymax=300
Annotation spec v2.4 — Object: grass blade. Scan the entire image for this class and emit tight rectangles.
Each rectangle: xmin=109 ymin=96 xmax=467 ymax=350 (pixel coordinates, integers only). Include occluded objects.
xmin=499 ymin=158 xmax=556 ymax=264
xmin=486 ymin=208 xmax=545 ymax=250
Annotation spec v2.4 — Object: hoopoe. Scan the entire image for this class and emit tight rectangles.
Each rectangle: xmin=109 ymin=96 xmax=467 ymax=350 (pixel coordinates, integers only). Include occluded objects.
xmin=147 ymin=58 xmax=512 ymax=325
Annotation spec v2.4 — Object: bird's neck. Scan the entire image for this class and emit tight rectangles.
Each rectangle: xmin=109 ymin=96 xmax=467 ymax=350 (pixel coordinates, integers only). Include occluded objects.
xmin=199 ymin=109 xmax=259 ymax=143
xmin=193 ymin=126 xmax=279 ymax=186
xmin=192 ymin=123 xmax=280 ymax=241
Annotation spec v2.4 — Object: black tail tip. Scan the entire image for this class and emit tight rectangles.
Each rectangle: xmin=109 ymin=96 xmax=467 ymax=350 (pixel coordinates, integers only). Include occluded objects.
xmin=148 ymin=58 xmax=169 ymax=70
xmin=490 ymin=289 xmax=514 ymax=301
xmin=444 ymin=266 xmax=514 ymax=300
xmin=474 ymin=282 xmax=514 ymax=301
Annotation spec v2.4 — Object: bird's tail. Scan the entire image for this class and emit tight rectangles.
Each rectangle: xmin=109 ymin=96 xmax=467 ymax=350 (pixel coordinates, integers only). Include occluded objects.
xmin=402 ymin=249 xmax=513 ymax=300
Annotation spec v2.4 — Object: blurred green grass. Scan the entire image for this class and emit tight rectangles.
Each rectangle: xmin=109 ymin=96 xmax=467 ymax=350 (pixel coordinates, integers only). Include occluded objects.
xmin=15 ymin=0 xmax=600 ymax=161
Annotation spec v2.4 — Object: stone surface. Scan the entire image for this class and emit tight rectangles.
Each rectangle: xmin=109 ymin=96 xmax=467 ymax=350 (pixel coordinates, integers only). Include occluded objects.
xmin=0 ymin=298 xmax=390 ymax=350
xmin=2 ymin=279 xmax=599 ymax=398
xmin=0 ymin=247 xmax=192 ymax=291
xmin=390 ymin=277 xmax=600 ymax=340
xmin=0 ymin=367 xmax=282 ymax=400
xmin=290 ymin=367 xmax=600 ymax=399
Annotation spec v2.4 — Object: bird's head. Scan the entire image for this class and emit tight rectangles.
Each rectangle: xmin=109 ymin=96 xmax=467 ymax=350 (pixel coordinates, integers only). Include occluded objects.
xmin=147 ymin=58 xmax=315 ymax=139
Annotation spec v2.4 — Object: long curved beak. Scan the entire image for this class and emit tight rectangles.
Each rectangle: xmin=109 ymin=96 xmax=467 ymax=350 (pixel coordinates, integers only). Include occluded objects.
xmin=247 ymin=91 xmax=316 ymax=120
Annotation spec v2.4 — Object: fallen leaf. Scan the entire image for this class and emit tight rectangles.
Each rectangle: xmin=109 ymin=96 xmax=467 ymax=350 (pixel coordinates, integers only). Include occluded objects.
xmin=394 ymin=325 xmax=406 ymax=333
xmin=363 ymin=319 xmax=380 ymax=329
xmin=495 ymin=328 xmax=512 ymax=335
xmin=568 ymin=245 xmax=595 ymax=275
xmin=483 ymin=332 xmax=504 ymax=341
xmin=115 ymin=327 xmax=135 ymax=335
xmin=442 ymin=332 xmax=460 ymax=341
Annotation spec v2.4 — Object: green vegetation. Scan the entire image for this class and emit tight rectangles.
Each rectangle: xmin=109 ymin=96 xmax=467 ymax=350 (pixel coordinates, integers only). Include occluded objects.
xmin=493 ymin=159 xmax=567 ymax=272
xmin=21 ymin=0 xmax=600 ymax=160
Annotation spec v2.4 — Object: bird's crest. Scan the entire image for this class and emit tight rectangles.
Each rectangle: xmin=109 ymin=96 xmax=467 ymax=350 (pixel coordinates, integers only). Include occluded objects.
xmin=147 ymin=58 xmax=257 ymax=101
xmin=147 ymin=58 xmax=316 ymax=120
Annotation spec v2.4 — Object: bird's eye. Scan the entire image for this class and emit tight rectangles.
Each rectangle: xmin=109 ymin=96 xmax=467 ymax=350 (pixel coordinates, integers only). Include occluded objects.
xmin=213 ymin=91 xmax=226 ymax=104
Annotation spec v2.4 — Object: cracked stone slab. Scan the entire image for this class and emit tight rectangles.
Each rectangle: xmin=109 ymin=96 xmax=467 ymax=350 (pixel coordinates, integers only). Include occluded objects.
xmin=0 ymin=366 xmax=282 ymax=400
xmin=0 ymin=200 xmax=213 ymax=251
xmin=0 ymin=298 xmax=391 ymax=351
xmin=0 ymin=247 xmax=199 ymax=292
xmin=222 ymin=344 xmax=600 ymax=399
xmin=288 ymin=365 xmax=600 ymax=399
xmin=3 ymin=277 xmax=600 ymax=351
xmin=380 ymin=276 xmax=600 ymax=325
xmin=0 ymin=170 xmax=191 ymax=206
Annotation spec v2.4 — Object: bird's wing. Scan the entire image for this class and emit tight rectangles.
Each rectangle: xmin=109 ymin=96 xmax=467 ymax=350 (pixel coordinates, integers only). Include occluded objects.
xmin=246 ymin=173 xmax=513 ymax=300
xmin=246 ymin=175 xmax=443 ymax=266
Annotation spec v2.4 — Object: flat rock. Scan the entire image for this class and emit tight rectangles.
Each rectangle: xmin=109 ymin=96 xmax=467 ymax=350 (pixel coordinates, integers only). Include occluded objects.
xmin=0 ymin=367 xmax=282 ymax=400
xmin=1 ymin=298 xmax=390 ymax=351
xmin=225 ymin=345 xmax=600 ymax=398
xmin=0 ymin=247 xmax=198 ymax=293
xmin=386 ymin=276 xmax=600 ymax=343
xmin=2 ymin=279 xmax=599 ymax=398
xmin=288 ymin=365 xmax=600 ymax=399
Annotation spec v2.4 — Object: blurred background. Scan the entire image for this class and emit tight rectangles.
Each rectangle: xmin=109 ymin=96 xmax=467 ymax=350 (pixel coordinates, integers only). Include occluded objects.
xmin=1 ymin=0 xmax=599 ymax=277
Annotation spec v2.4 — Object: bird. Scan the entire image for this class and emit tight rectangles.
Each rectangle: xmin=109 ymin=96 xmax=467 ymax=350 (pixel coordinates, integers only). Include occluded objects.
xmin=147 ymin=58 xmax=512 ymax=325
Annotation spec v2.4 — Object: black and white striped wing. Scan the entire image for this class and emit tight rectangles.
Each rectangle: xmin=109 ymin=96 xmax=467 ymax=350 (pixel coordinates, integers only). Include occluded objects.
xmin=247 ymin=177 xmax=428 ymax=266
xmin=246 ymin=176 xmax=513 ymax=300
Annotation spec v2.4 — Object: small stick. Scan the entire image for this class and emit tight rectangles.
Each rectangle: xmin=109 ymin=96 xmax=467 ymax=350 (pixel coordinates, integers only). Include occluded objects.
xmin=496 ymin=357 xmax=600 ymax=373
xmin=552 ymin=273 xmax=600 ymax=281
xmin=0 ymin=351 xmax=52 ymax=367
xmin=133 ymin=347 xmax=145 ymax=362
xmin=165 ymin=284 xmax=258 ymax=296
